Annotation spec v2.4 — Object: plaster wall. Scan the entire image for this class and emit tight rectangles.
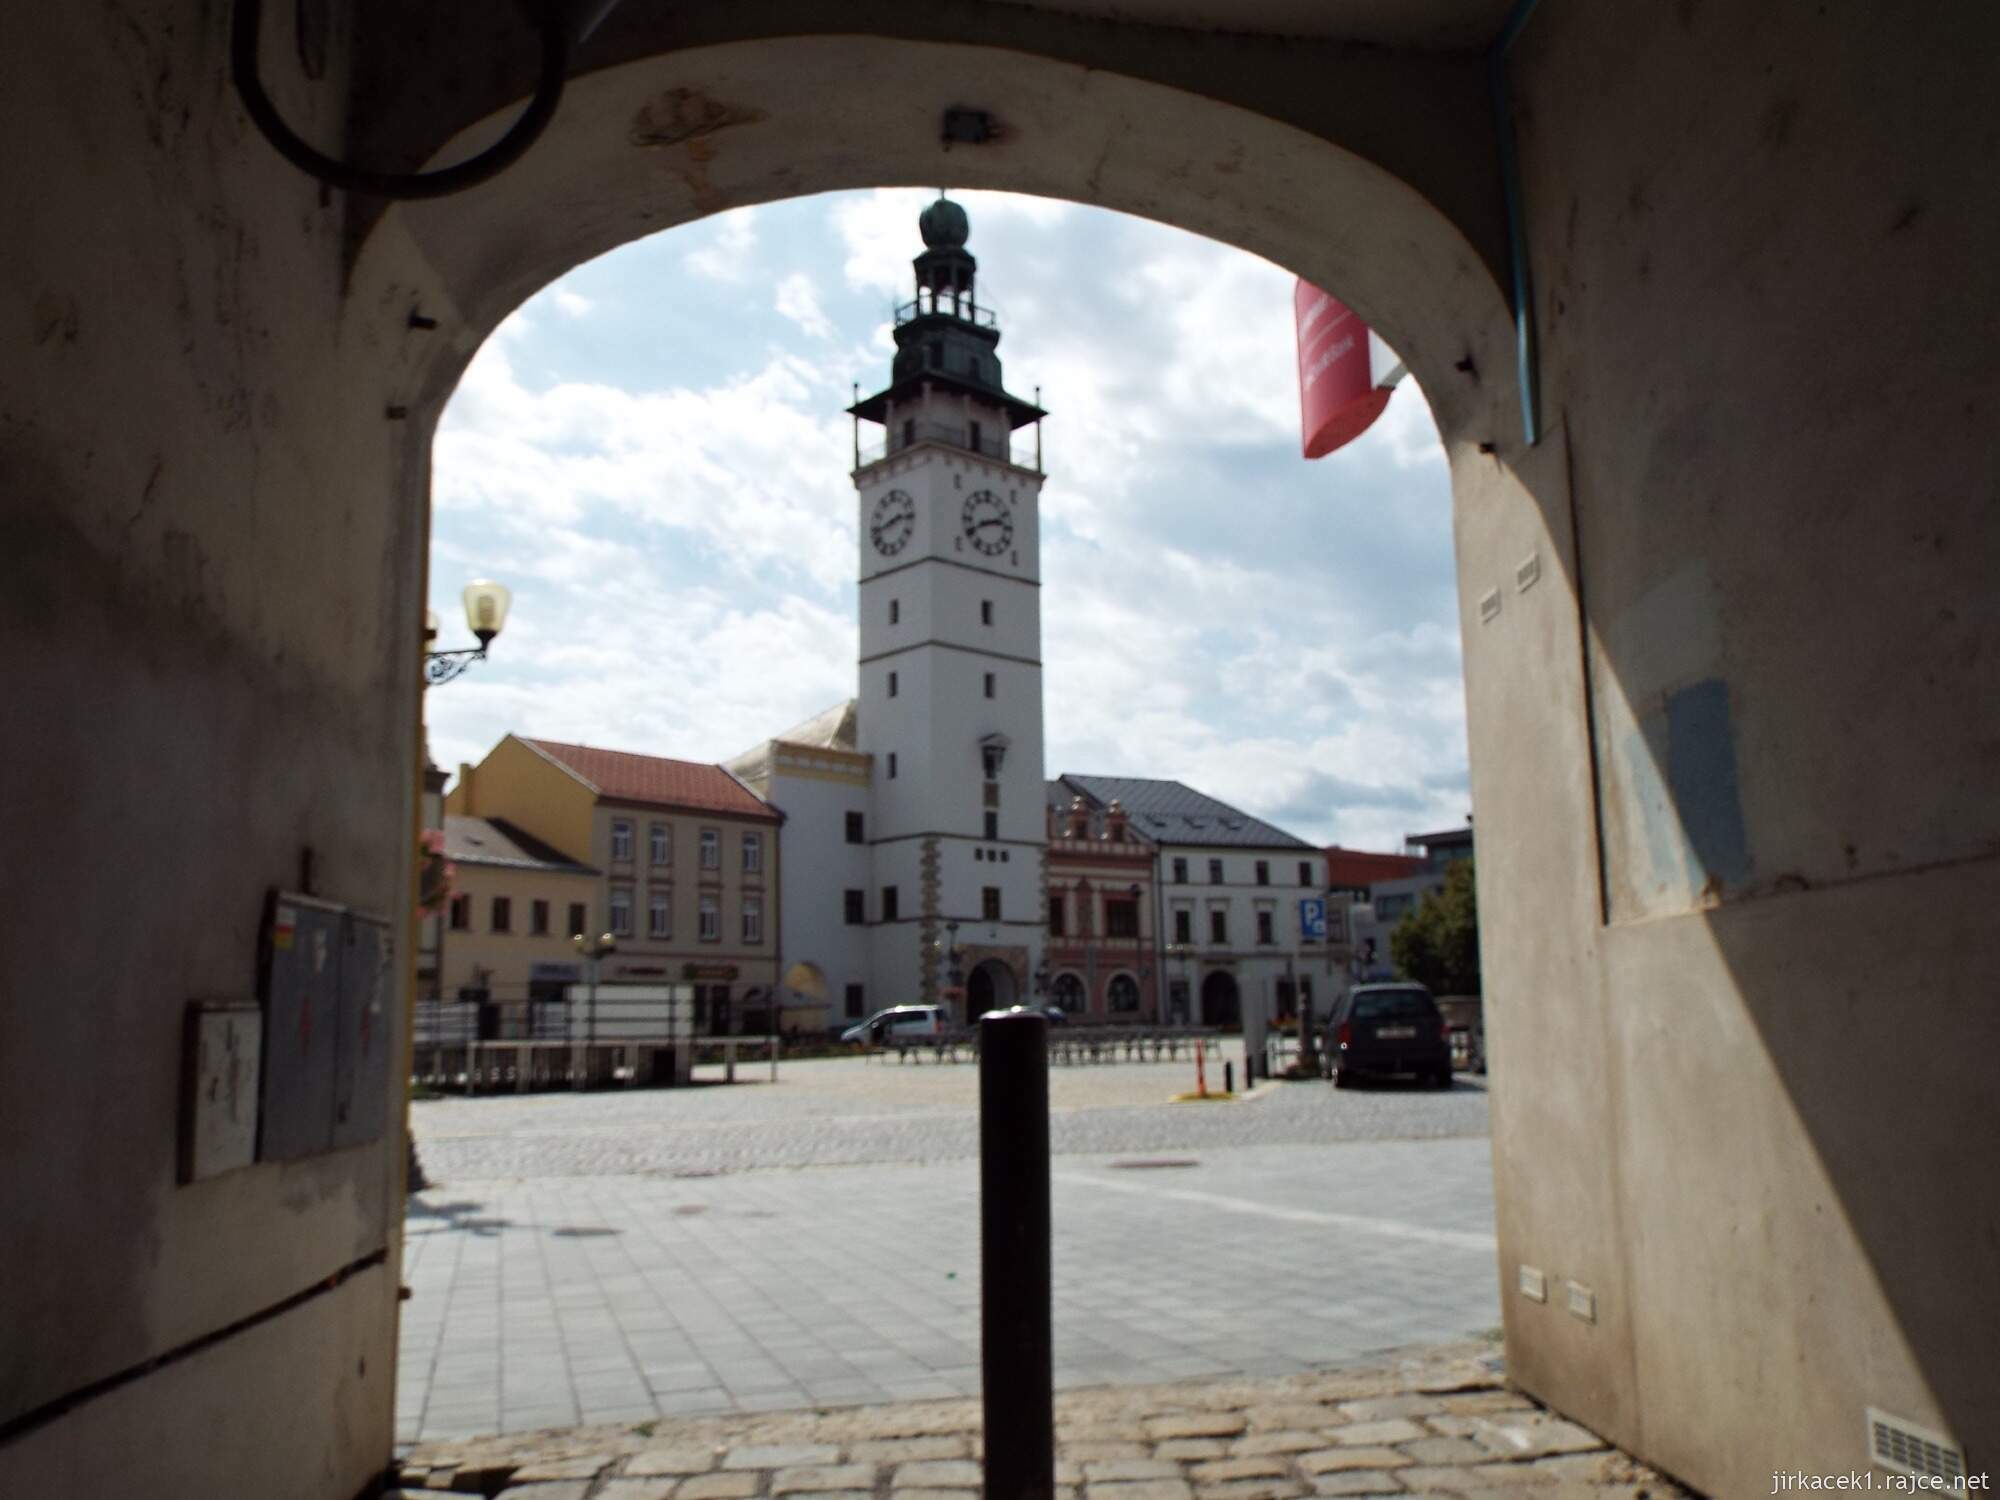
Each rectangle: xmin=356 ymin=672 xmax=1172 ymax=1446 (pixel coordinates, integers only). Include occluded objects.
xmin=447 ymin=735 xmax=596 ymax=862
xmin=758 ymin=761 xmax=873 ymax=1028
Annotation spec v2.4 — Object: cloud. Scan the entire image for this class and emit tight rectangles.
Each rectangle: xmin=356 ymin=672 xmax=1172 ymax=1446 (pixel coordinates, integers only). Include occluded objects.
xmin=774 ymin=272 xmax=834 ymax=339
xmin=682 ymin=206 xmax=760 ymax=283
xmin=552 ymin=289 xmax=593 ymax=318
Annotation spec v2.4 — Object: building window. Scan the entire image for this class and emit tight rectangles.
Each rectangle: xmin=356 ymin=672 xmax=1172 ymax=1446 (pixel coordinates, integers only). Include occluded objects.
xmin=700 ymin=828 xmax=720 ymax=869
xmin=610 ymin=889 xmax=633 ymax=938
xmin=531 ymin=899 xmax=550 ymax=935
xmin=1173 ymin=907 xmax=1192 ymax=944
xmin=985 ymin=810 xmax=999 ymax=840
xmin=1299 ymin=860 xmax=1314 ymax=887
xmin=882 ymin=886 xmax=900 ymax=922
xmin=649 ymin=892 xmax=671 ymax=939
xmin=448 ymin=894 xmax=471 ymax=932
xmin=1256 ymin=909 xmax=1275 ymax=945
xmin=650 ymin=822 xmax=670 ymax=865
xmin=845 ymin=983 xmax=865 ymax=1019
xmin=490 ymin=896 xmax=511 ymax=933
xmin=982 ymin=886 xmax=1002 ymax=920
xmin=844 ymin=889 xmax=865 ymax=925
xmin=888 ymin=670 xmax=898 ymax=698
xmin=567 ymin=902 xmax=586 ymax=938
xmin=1208 ymin=858 xmax=1224 ymax=884
xmin=611 ymin=820 xmax=633 ymax=862
xmin=981 ymin=599 xmax=993 ymax=626
xmin=902 ymin=417 xmax=915 ymax=448
xmin=1255 ymin=860 xmax=1270 ymax=886
xmin=845 ymin=811 xmax=865 ymax=843
xmin=1052 ymin=973 xmax=1085 ymax=1011
xmin=1209 ymin=909 xmax=1228 ymax=944
xmin=1172 ymin=857 xmax=1188 ymax=884
xmin=743 ymin=896 xmax=762 ymax=944
xmin=888 ymin=752 xmax=898 ymax=779
xmin=983 ymin=672 xmax=995 ymax=699
xmin=742 ymin=831 xmax=762 ymax=873
xmin=969 ymin=419 xmax=983 ymax=454
xmin=1107 ymin=974 xmax=1140 ymax=1012
xmin=699 ymin=895 xmax=720 ymax=942
xmin=889 ymin=598 xmax=900 ymax=625
xmin=1105 ymin=898 xmax=1139 ymax=939
xmin=1048 ymin=894 xmax=1066 ymax=936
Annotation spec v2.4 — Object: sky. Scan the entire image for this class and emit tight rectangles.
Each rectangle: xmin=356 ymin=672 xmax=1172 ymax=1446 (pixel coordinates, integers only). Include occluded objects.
xmin=425 ymin=188 xmax=1469 ymax=852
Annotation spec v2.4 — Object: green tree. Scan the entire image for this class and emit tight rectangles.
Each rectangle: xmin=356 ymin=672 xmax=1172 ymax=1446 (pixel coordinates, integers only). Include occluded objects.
xmin=1389 ymin=858 xmax=1481 ymax=995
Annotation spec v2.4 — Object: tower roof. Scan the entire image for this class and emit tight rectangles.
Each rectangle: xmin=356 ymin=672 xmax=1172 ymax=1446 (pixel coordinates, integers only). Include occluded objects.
xmin=849 ymin=198 xmax=1044 ymax=434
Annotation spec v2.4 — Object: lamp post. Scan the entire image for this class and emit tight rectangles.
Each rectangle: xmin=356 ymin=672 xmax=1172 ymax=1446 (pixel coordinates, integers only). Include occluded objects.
xmin=1166 ymin=941 xmax=1192 ymax=1026
xmin=572 ymin=931 xmax=616 ymax=1085
xmin=424 ymin=578 xmax=513 ymax=686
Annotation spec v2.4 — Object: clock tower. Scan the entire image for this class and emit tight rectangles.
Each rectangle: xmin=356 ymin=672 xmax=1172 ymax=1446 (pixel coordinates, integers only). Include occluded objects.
xmin=849 ymin=198 xmax=1048 ymax=1019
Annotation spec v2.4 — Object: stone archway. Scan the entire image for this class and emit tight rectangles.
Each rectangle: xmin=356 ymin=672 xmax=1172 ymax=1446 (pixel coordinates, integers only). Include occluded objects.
xmin=965 ymin=958 xmax=1019 ymax=1015
xmin=1199 ymin=971 xmax=1241 ymax=1029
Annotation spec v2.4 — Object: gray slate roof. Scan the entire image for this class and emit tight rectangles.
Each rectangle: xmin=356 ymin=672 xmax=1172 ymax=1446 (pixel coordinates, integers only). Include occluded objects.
xmin=1054 ymin=774 xmax=1315 ymax=850
xmin=443 ymin=815 xmax=598 ymax=874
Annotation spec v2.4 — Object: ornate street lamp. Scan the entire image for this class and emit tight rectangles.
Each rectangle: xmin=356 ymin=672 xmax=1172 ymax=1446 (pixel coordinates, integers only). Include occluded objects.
xmin=424 ymin=578 xmax=513 ymax=686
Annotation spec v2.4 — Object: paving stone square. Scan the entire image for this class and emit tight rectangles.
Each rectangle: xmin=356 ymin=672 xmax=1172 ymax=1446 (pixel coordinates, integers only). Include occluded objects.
xmin=402 ymin=1057 xmax=1496 ymax=1446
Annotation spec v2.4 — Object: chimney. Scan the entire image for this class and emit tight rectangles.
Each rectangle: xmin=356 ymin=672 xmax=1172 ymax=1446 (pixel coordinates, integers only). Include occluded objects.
xmin=456 ymin=761 xmax=476 ymax=814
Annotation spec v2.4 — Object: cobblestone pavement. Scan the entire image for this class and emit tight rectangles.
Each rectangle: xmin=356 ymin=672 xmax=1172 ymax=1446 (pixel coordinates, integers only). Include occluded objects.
xmin=401 ymin=1061 xmax=1498 ymax=1446
xmin=389 ymin=1339 xmax=1691 ymax=1499
xmin=410 ymin=1056 xmax=1490 ymax=1180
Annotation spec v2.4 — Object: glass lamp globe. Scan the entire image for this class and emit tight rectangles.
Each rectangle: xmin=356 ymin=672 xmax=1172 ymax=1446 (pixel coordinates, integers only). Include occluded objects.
xmin=462 ymin=579 xmax=512 ymax=644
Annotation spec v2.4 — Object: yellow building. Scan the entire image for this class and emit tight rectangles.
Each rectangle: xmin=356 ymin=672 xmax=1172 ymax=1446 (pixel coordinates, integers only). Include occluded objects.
xmin=448 ymin=735 xmax=782 ymax=1033
xmin=439 ymin=815 xmax=601 ymax=1036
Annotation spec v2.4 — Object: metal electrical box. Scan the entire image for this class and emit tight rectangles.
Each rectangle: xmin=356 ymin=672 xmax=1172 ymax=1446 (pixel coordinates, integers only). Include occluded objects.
xmin=258 ymin=892 xmax=392 ymax=1161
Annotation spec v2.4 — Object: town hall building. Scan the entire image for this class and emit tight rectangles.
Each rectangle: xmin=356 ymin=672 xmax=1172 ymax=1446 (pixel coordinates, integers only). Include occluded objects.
xmin=728 ymin=197 xmax=1051 ymax=1029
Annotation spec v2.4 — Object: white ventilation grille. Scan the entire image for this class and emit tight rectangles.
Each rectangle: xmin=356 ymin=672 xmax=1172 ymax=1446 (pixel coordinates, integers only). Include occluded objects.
xmin=1867 ymin=1408 xmax=1965 ymax=1486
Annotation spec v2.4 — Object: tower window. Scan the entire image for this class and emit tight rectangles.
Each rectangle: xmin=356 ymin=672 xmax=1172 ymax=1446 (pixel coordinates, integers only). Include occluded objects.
xmin=882 ymin=886 xmax=900 ymax=922
xmin=983 ymin=672 xmax=995 ymax=699
xmin=982 ymin=886 xmax=1002 ymax=920
xmin=845 ymin=811 xmax=864 ymax=844
xmin=981 ymin=600 xmax=993 ymax=626
xmin=969 ymin=420 xmax=983 ymax=455
xmin=844 ymin=889 xmax=865 ymax=925
xmin=889 ymin=599 xmax=899 ymax=625
xmin=888 ymin=752 xmax=898 ymax=779
xmin=985 ymin=811 xmax=998 ymax=840
xmin=888 ymin=671 xmax=898 ymax=698
xmin=902 ymin=418 xmax=915 ymax=448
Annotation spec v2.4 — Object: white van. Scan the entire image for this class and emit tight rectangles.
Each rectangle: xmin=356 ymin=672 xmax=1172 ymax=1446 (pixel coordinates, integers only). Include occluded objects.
xmin=841 ymin=1005 xmax=949 ymax=1046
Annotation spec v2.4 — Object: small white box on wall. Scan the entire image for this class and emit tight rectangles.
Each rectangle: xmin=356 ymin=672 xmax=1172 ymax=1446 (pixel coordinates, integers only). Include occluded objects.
xmin=180 ymin=1001 xmax=262 ymax=1183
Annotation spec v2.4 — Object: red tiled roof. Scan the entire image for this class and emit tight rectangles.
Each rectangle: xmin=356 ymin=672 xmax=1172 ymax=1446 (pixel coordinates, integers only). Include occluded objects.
xmin=523 ymin=738 xmax=778 ymax=821
xmin=1325 ymin=846 xmax=1426 ymax=887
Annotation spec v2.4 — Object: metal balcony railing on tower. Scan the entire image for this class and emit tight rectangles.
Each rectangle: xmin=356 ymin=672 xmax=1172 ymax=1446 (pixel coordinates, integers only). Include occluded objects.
xmin=856 ymin=419 xmax=1038 ymax=472
xmin=895 ymin=297 xmax=999 ymax=329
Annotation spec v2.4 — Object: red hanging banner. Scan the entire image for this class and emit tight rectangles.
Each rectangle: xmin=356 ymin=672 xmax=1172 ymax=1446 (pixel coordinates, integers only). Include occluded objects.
xmin=1294 ymin=279 xmax=1391 ymax=459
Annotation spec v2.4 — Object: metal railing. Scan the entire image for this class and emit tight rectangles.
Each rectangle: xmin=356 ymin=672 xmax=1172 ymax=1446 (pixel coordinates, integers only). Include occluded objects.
xmin=857 ymin=418 xmax=1034 ymax=471
xmin=895 ymin=298 xmax=999 ymax=329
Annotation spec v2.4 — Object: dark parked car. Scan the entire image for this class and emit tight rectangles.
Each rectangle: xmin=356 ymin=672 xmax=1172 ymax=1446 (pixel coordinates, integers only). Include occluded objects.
xmin=1326 ymin=983 xmax=1453 ymax=1088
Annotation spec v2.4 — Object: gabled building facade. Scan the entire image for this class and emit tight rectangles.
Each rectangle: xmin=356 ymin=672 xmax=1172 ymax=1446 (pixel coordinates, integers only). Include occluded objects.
xmin=447 ymin=734 xmax=782 ymax=1033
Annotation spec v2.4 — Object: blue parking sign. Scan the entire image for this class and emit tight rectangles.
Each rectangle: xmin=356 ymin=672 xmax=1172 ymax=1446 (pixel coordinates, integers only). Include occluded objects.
xmin=1299 ymin=897 xmax=1327 ymax=941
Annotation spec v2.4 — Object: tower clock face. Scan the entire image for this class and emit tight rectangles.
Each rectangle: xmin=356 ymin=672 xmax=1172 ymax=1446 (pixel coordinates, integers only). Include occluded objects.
xmin=961 ymin=490 xmax=1013 ymax=556
xmin=869 ymin=490 xmax=915 ymax=555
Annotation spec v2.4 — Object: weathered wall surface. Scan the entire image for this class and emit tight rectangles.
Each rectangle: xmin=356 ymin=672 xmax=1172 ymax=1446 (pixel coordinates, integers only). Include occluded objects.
xmin=0 ymin=4 xmax=439 ymax=1493
xmin=4 ymin=2 xmax=1993 ymax=1496
xmin=1464 ymin=1 xmax=1999 ymax=1489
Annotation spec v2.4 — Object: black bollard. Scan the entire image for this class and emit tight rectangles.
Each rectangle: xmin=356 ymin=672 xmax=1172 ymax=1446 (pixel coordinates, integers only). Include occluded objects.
xmin=1224 ymin=1060 xmax=1234 ymax=1095
xmin=979 ymin=1007 xmax=1054 ymax=1500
